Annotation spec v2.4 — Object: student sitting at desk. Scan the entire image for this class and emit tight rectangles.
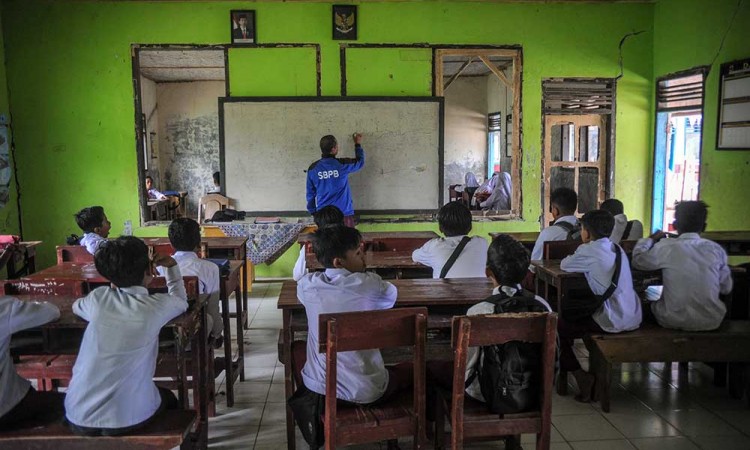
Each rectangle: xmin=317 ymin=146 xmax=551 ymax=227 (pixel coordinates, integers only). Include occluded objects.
xmin=426 ymin=234 xmax=551 ymax=406
xmin=292 ymin=205 xmax=344 ymax=281
xmin=480 ymin=171 xmax=512 ymax=211
xmin=293 ymin=226 xmax=411 ymax=405
xmin=412 ymin=201 xmax=488 ymax=279
xmin=159 ymin=218 xmax=223 ymax=347
xmin=64 ymin=236 xmax=187 ymax=436
xmin=600 ymin=198 xmax=643 ymax=244
xmin=74 ymin=206 xmax=111 ymax=255
xmin=0 ymin=294 xmax=62 ymax=430
xmin=145 ymin=175 xmax=167 ymax=200
xmin=559 ymin=210 xmax=641 ymax=402
xmin=632 ymin=201 xmax=732 ymax=331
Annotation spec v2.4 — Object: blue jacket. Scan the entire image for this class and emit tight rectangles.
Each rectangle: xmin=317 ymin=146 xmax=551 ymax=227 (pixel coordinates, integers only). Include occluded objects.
xmin=306 ymin=145 xmax=365 ymax=216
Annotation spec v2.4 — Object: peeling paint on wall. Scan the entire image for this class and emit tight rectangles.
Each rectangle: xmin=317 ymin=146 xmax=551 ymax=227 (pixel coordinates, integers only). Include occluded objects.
xmin=163 ymin=115 xmax=219 ymax=217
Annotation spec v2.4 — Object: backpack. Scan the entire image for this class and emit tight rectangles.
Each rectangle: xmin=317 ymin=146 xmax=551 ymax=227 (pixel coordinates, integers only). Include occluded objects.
xmin=210 ymin=208 xmax=246 ymax=222
xmin=553 ymin=220 xmax=581 ymax=241
xmin=466 ymin=289 xmax=548 ymax=414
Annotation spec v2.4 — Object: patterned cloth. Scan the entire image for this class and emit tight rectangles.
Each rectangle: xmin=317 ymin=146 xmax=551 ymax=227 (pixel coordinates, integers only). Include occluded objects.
xmin=215 ymin=222 xmax=307 ymax=265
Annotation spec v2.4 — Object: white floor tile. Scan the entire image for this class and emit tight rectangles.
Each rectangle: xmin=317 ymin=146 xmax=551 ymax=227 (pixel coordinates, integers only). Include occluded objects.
xmin=658 ymin=408 xmax=741 ymax=437
xmin=630 ymin=436 xmax=701 ymax=450
xmin=553 ymin=414 xmax=625 ymax=441
xmin=604 ymin=411 xmax=681 ymax=438
xmin=569 ymin=440 xmax=636 ymax=450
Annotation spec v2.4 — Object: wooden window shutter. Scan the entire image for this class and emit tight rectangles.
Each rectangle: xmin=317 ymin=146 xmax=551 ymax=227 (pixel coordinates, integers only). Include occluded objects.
xmin=542 ymin=79 xmax=615 ymax=114
xmin=657 ymin=71 xmax=706 ymax=112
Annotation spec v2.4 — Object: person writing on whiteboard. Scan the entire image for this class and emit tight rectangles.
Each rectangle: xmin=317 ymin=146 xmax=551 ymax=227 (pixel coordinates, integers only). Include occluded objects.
xmin=306 ymin=133 xmax=365 ymax=227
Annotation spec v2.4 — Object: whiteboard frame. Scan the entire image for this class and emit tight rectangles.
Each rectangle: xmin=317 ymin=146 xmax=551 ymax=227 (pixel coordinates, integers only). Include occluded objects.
xmin=218 ymin=96 xmax=445 ymax=215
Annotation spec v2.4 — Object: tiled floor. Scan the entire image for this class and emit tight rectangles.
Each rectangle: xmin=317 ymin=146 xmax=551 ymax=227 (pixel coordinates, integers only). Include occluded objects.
xmin=209 ymin=283 xmax=750 ymax=449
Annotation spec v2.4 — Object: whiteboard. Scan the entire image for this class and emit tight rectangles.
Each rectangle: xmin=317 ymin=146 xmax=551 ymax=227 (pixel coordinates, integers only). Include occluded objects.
xmin=220 ymin=97 xmax=444 ymax=213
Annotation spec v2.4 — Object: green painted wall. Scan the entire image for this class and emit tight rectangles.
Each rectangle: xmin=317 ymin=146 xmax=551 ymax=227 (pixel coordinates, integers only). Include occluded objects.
xmin=2 ymin=0 xmax=654 ymax=272
xmin=0 ymin=7 xmax=19 ymax=236
xmin=654 ymin=0 xmax=750 ymax=232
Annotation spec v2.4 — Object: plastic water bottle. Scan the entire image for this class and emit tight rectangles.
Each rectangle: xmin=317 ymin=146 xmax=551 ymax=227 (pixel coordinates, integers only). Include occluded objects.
xmin=123 ymin=220 xmax=133 ymax=236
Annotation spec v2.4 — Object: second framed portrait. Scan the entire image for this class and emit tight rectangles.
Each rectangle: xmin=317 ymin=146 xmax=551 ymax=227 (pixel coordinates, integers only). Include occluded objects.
xmin=231 ymin=10 xmax=256 ymax=44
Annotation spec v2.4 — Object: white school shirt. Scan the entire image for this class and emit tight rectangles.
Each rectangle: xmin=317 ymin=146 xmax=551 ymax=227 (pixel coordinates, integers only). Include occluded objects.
xmin=529 ymin=215 xmax=579 ymax=271
xmin=465 ymin=172 xmax=480 ymax=188
xmin=0 ymin=297 xmax=60 ymax=417
xmin=610 ymin=214 xmax=644 ymax=245
xmin=80 ymin=232 xmax=105 ymax=255
xmin=292 ymin=246 xmax=307 ymax=282
xmin=64 ymin=265 xmax=187 ymax=429
xmin=464 ymin=285 xmax=552 ymax=402
xmin=412 ymin=235 xmax=488 ymax=279
xmin=632 ymin=233 xmax=733 ymax=331
xmin=298 ymin=268 xmax=397 ymax=404
xmin=480 ymin=172 xmax=512 ymax=210
xmin=158 ymin=251 xmax=222 ymax=337
xmin=560 ymin=238 xmax=642 ymax=333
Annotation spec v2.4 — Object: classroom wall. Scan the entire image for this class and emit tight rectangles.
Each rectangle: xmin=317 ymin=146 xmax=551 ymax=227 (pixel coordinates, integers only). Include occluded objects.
xmin=653 ymin=0 xmax=750 ymax=231
xmin=444 ymin=76 xmax=487 ymax=190
xmin=487 ymin=72 xmax=512 ymax=178
xmin=156 ymin=81 xmax=223 ymax=217
xmin=1 ymin=0 xmax=655 ymax=269
xmin=0 ymin=8 xmax=19 ymax=236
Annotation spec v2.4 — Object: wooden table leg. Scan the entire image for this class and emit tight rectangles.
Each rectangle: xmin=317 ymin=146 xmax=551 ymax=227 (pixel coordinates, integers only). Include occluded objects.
xmin=283 ymin=309 xmax=296 ymax=450
xmin=196 ymin=304 xmax=209 ymax=449
xmin=556 ymin=278 xmax=568 ymax=396
xmin=242 ymin=258 xmax=249 ymax=329
xmin=235 ymin=283 xmax=245 ymax=382
xmin=222 ymin=294 xmax=235 ymax=407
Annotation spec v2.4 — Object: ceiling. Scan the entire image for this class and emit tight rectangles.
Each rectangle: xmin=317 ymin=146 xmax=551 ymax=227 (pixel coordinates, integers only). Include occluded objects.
xmin=139 ymin=49 xmax=225 ymax=82
xmin=442 ymin=55 xmax=513 ymax=78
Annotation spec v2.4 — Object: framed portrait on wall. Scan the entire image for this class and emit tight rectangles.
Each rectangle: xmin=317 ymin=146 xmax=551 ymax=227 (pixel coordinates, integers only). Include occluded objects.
xmin=332 ymin=5 xmax=357 ymax=40
xmin=230 ymin=10 xmax=256 ymax=44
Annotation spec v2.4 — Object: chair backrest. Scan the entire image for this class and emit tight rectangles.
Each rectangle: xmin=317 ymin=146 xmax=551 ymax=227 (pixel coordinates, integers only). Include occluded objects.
xmin=2 ymin=279 xmax=87 ymax=296
xmin=198 ymin=194 xmax=230 ymax=223
xmin=449 ymin=312 xmax=558 ymax=447
xmin=449 ymin=184 xmax=462 ymax=202
xmin=543 ymin=240 xmax=581 ymax=260
xmin=56 ymin=245 xmax=94 ymax=264
xmin=318 ymin=307 xmax=427 ymax=449
xmin=147 ymin=275 xmax=200 ymax=301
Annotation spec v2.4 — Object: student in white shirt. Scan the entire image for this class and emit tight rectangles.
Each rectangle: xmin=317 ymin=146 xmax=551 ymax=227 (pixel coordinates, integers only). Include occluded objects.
xmin=294 ymin=226 xmax=410 ymax=405
xmin=632 ymin=201 xmax=732 ymax=331
xmin=161 ymin=218 xmax=223 ymax=345
xmin=65 ymin=236 xmax=187 ymax=436
xmin=480 ymin=171 xmax=512 ymax=211
xmin=145 ymin=175 xmax=167 ymax=200
xmin=74 ymin=206 xmax=111 ymax=255
xmin=426 ymin=234 xmax=551 ymax=402
xmin=559 ymin=209 xmax=642 ymax=402
xmin=600 ymin=198 xmax=644 ymax=244
xmin=292 ymin=205 xmax=344 ymax=281
xmin=412 ymin=201 xmax=488 ymax=279
xmin=0 ymin=296 xmax=62 ymax=430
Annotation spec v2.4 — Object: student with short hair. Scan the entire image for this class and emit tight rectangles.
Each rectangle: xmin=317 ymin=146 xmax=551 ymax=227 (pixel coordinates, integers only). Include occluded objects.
xmin=600 ymin=198 xmax=644 ymax=244
xmin=0 ymin=287 xmax=62 ymax=430
xmin=426 ymin=235 xmax=551 ymax=402
xmin=306 ymin=133 xmax=365 ymax=227
xmin=64 ymin=236 xmax=187 ymax=436
xmin=159 ymin=218 xmax=223 ymax=345
xmin=292 ymin=205 xmax=345 ymax=281
xmin=528 ymin=187 xmax=579 ymax=271
xmin=211 ymin=171 xmax=221 ymax=193
xmin=74 ymin=206 xmax=111 ymax=255
xmin=559 ymin=209 xmax=641 ymax=401
xmin=412 ymin=202 xmax=488 ymax=279
xmin=632 ymin=201 xmax=732 ymax=331
xmin=145 ymin=176 xmax=167 ymax=200
xmin=294 ymin=226 xmax=410 ymax=404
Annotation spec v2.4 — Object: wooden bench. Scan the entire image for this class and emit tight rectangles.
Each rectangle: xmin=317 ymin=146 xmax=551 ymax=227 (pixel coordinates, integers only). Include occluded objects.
xmin=0 ymin=409 xmax=201 ymax=450
xmin=584 ymin=321 xmax=750 ymax=412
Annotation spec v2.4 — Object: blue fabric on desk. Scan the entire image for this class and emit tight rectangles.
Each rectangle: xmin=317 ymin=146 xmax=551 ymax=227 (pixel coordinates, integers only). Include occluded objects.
xmin=206 ymin=258 xmax=230 ymax=276
xmin=163 ymin=190 xmax=181 ymax=197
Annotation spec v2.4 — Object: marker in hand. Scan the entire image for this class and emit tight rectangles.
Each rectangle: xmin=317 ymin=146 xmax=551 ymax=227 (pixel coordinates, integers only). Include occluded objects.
xmin=352 ymin=132 xmax=363 ymax=145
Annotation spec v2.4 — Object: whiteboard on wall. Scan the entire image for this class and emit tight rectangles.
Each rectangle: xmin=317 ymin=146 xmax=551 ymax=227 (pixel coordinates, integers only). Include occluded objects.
xmin=220 ymin=97 xmax=444 ymax=214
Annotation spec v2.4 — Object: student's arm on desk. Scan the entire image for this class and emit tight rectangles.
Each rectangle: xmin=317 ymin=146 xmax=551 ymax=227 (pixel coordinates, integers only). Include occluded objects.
xmin=411 ymin=239 xmax=435 ymax=265
xmin=155 ymin=255 xmax=188 ymax=310
xmin=10 ymin=299 xmax=60 ymax=333
xmin=559 ymin=245 xmax=590 ymax=273
xmin=631 ymin=232 xmax=666 ymax=271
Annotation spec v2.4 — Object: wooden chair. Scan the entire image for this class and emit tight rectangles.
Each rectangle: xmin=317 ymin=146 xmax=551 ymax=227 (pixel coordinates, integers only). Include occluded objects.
xmin=434 ymin=312 xmax=558 ymax=450
xmin=198 ymin=194 xmax=230 ymax=224
xmin=56 ymin=245 xmax=94 ymax=264
xmin=449 ymin=185 xmax=462 ymax=203
xmin=542 ymin=240 xmax=581 ymax=260
xmin=318 ymin=307 xmax=427 ymax=450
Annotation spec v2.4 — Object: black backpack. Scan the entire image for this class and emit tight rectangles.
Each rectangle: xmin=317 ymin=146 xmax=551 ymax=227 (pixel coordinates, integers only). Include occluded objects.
xmin=466 ymin=289 xmax=548 ymax=414
xmin=554 ymin=220 xmax=581 ymax=241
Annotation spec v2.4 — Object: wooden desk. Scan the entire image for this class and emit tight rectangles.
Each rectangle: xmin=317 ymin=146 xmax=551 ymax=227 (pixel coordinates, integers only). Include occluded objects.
xmin=143 ymin=237 xmax=250 ymax=328
xmin=147 ymin=199 xmax=169 ymax=221
xmin=305 ymin=250 xmax=430 ymax=279
xmin=11 ymin=293 xmax=210 ymax=447
xmin=7 ymin=241 xmax=42 ymax=279
xmin=218 ymin=260 xmax=245 ymax=407
xmin=299 ymin=231 xmax=439 ymax=252
xmin=277 ymin=277 xmax=494 ymax=450
xmin=702 ymin=231 xmax=750 ymax=256
xmin=489 ymin=231 xmax=539 ymax=251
